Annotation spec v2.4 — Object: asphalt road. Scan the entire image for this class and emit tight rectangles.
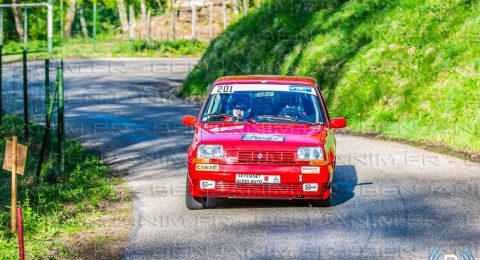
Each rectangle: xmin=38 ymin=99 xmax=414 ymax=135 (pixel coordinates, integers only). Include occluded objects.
xmin=4 ymin=59 xmax=480 ymax=259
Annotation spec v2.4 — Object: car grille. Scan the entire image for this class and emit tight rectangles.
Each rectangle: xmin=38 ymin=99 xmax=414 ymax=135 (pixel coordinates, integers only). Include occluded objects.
xmin=215 ymin=181 xmax=303 ymax=193
xmin=225 ymin=150 xmax=295 ymax=164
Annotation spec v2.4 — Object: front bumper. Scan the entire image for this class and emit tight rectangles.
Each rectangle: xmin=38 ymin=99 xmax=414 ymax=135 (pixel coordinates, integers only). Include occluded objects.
xmin=188 ymin=163 xmax=333 ymax=199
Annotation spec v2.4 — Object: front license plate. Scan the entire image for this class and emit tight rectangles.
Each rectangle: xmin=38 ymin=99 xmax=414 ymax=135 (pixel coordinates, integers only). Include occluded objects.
xmin=235 ymin=174 xmax=281 ymax=184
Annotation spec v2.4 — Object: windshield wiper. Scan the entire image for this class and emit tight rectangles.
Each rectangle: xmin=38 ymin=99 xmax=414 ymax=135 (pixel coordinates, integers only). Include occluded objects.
xmin=258 ymin=115 xmax=315 ymax=126
xmin=203 ymin=114 xmax=255 ymax=124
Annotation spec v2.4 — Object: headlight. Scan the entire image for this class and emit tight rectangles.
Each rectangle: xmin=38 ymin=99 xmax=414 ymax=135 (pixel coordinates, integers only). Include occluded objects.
xmin=197 ymin=145 xmax=224 ymax=159
xmin=297 ymin=147 xmax=324 ymax=161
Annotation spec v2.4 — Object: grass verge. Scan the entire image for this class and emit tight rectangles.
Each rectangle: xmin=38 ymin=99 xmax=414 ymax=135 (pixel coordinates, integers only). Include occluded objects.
xmin=182 ymin=0 xmax=480 ymax=157
xmin=0 ymin=115 xmax=132 ymax=259
xmin=1 ymin=37 xmax=207 ymax=62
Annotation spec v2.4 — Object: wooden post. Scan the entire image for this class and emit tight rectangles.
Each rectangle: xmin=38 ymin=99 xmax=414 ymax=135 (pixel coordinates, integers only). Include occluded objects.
xmin=191 ymin=5 xmax=197 ymax=41
xmin=209 ymin=3 xmax=213 ymax=39
xmin=11 ymin=136 xmax=17 ymax=233
xmin=222 ymin=0 xmax=227 ymax=30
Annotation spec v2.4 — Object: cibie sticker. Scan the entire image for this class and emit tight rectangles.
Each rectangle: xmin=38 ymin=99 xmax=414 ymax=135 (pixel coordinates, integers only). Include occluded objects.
xmin=195 ymin=164 xmax=219 ymax=171
xmin=242 ymin=134 xmax=285 ymax=142
xmin=301 ymin=166 xmax=320 ymax=174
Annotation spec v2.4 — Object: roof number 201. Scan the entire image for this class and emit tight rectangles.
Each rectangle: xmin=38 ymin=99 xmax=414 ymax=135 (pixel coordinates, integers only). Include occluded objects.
xmin=217 ymin=85 xmax=233 ymax=93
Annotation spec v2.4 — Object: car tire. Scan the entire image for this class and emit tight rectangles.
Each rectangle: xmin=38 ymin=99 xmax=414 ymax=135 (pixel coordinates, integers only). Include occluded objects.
xmin=311 ymin=185 xmax=332 ymax=207
xmin=186 ymin=178 xmax=206 ymax=210
xmin=311 ymin=196 xmax=331 ymax=207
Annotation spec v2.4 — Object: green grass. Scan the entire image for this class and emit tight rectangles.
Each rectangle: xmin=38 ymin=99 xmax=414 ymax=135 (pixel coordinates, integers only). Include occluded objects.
xmin=1 ymin=37 xmax=207 ymax=60
xmin=0 ymin=115 xmax=122 ymax=259
xmin=182 ymin=0 xmax=480 ymax=155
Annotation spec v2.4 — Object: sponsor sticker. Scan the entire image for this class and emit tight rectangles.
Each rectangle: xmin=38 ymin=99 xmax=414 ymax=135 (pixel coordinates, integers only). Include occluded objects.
xmin=301 ymin=166 xmax=320 ymax=174
xmin=210 ymin=125 xmax=245 ymax=132
xmin=195 ymin=164 xmax=219 ymax=171
xmin=289 ymin=86 xmax=311 ymax=93
xmin=242 ymin=134 xmax=285 ymax=142
xmin=303 ymin=183 xmax=318 ymax=192
xmin=236 ymin=174 xmax=281 ymax=184
xmin=200 ymin=180 xmax=216 ymax=189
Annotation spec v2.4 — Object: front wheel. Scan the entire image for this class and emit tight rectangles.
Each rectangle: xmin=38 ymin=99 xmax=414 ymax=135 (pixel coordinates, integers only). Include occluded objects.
xmin=311 ymin=196 xmax=331 ymax=207
xmin=311 ymin=184 xmax=332 ymax=207
xmin=185 ymin=178 xmax=206 ymax=210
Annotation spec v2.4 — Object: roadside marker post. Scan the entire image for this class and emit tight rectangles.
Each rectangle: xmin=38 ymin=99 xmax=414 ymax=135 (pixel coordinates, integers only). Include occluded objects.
xmin=3 ymin=136 xmax=28 ymax=233
xmin=17 ymin=207 xmax=25 ymax=260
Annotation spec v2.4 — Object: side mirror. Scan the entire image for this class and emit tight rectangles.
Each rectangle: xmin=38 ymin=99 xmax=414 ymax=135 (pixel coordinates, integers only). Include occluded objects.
xmin=330 ymin=118 xmax=346 ymax=129
xmin=182 ymin=115 xmax=198 ymax=127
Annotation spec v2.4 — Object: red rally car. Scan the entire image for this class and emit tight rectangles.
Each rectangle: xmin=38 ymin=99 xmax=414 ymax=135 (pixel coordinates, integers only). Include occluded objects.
xmin=182 ymin=75 xmax=346 ymax=209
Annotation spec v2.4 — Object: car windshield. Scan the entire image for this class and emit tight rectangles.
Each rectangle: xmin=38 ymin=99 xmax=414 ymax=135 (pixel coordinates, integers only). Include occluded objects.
xmin=201 ymin=84 xmax=324 ymax=124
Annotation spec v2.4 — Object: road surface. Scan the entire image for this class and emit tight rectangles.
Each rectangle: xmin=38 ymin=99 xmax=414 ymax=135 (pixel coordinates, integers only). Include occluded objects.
xmin=4 ymin=59 xmax=480 ymax=259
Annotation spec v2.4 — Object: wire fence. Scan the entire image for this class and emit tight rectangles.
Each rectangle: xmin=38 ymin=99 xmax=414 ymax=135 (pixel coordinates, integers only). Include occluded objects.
xmin=0 ymin=1 xmax=251 ymax=54
xmin=1 ymin=52 xmax=66 ymax=180
xmin=2 ymin=58 xmax=61 ymax=126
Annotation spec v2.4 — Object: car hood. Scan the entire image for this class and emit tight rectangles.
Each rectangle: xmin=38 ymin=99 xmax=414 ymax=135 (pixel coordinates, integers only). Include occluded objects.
xmin=198 ymin=123 xmax=327 ymax=151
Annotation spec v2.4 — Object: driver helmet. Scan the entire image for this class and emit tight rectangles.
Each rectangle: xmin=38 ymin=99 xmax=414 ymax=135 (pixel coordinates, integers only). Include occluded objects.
xmin=228 ymin=94 xmax=251 ymax=118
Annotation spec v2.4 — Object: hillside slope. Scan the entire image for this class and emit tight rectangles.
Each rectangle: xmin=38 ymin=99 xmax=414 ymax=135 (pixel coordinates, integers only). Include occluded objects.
xmin=182 ymin=0 xmax=480 ymax=155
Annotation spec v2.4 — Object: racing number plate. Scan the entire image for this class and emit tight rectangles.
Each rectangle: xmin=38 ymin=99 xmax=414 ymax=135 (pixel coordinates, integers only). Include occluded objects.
xmin=235 ymin=174 xmax=281 ymax=184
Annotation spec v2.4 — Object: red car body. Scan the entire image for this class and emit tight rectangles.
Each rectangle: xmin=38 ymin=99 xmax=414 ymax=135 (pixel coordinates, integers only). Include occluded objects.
xmin=182 ymin=75 xmax=346 ymax=209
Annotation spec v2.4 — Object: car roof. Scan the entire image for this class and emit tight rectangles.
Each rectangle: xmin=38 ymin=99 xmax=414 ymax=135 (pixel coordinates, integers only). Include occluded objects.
xmin=213 ymin=75 xmax=317 ymax=87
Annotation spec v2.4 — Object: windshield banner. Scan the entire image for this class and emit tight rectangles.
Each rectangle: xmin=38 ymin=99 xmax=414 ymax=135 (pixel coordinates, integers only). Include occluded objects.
xmin=212 ymin=84 xmax=317 ymax=96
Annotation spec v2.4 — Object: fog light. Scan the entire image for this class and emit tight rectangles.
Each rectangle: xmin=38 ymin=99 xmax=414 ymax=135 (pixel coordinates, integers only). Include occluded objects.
xmin=303 ymin=183 xmax=318 ymax=192
xmin=200 ymin=180 xmax=215 ymax=189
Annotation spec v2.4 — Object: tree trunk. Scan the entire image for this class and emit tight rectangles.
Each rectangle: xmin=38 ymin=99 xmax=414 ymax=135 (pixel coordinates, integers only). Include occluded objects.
xmin=117 ymin=0 xmax=129 ymax=33
xmin=232 ymin=0 xmax=240 ymax=15
xmin=79 ymin=6 xmax=88 ymax=37
xmin=222 ymin=0 xmax=228 ymax=29
xmin=64 ymin=0 xmax=77 ymax=37
xmin=140 ymin=0 xmax=147 ymax=21
xmin=12 ymin=0 xmax=24 ymax=40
